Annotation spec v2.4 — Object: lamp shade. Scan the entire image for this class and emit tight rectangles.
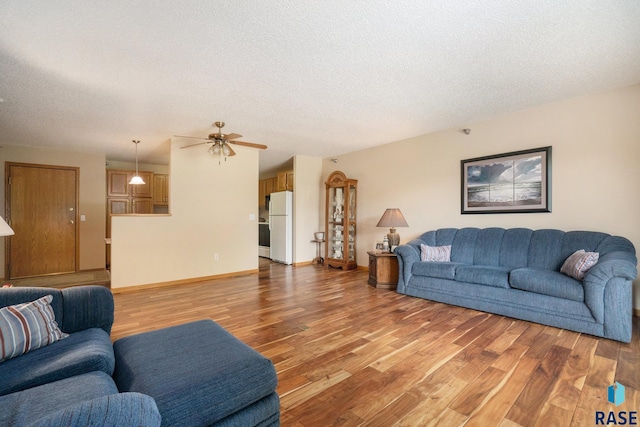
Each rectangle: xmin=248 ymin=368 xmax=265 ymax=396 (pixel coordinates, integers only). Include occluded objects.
xmin=128 ymin=175 xmax=145 ymax=185
xmin=0 ymin=216 xmax=15 ymax=236
xmin=376 ymin=209 xmax=409 ymax=228
xmin=376 ymin=208 xmax=408 ymax=249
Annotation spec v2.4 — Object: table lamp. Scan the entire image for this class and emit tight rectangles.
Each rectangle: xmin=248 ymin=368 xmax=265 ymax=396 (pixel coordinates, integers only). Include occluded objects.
xmin=376 ymin=208 xmax=408 ymax=249
xmin=0 ymin=216 xmax=14 ymax=236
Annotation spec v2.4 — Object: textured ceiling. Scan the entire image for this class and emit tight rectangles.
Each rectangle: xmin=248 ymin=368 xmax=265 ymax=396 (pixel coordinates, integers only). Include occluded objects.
xmin=1 ymin=1 xmax=640 ymax=175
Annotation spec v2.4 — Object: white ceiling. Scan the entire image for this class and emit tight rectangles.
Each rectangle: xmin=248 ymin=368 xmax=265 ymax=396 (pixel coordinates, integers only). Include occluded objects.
xmin=1 ymin=1 xmax=639 ymax=175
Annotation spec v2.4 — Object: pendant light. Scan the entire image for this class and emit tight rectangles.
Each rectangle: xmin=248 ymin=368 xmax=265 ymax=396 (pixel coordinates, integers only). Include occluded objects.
xmin=129 ymin=140 xmax=145 ymax=185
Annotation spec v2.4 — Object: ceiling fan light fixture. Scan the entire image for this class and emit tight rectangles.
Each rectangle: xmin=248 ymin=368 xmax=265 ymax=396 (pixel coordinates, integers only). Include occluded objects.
xmin=222 ymin=143 xmax=231 ymax=157
xmin=129 ymin=140 xmax=145 ymax=185
xmin=209 ymin=143 xmax=221 ymax=156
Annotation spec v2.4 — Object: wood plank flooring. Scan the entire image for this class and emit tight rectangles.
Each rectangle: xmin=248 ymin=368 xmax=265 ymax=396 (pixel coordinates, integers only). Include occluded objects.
xmin=111 ymin=260 xmax=639 ymax=426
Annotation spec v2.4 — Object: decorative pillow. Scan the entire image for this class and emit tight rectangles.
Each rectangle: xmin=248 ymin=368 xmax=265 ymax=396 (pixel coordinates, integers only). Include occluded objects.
xmin=420 ymin=244 xmax=452 ymax=262
xmin=0 ymin=295 xmax=68 ymax=363
xmin=560 ymin=249 xmax=599 ymax=280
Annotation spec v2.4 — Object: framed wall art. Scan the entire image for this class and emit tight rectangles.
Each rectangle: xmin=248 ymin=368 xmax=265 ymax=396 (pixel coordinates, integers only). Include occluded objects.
xmin=461 ymin=146 xmax=551 ymax=214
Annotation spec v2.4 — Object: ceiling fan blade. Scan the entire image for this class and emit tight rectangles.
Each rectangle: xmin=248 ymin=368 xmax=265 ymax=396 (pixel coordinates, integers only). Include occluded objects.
xmin=226 ymin=145 xmax=237 ymax=156
xmin=229 ymin=140 xmax=268 ymax=150
xmin=224 ymin=133 xmax=242 ymax=141
xmin=180 ymin=141 xmax=209 ymax=149
xmin=173 ymin=135 xmax=210 ymax=140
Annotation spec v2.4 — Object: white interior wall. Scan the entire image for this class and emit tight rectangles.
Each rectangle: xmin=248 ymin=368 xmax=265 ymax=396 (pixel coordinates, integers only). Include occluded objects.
xmin=322 ymin=84 xmax=640 ymax=309
xmin=110 ymin=138 xmax=259 ymax=288
xmin=293 ymin=155 xmax=323 ymax=264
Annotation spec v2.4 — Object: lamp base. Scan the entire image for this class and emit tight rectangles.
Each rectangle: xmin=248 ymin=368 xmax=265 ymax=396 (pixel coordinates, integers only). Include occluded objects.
xmin=387 ymin=228 xmax=400 ymax=248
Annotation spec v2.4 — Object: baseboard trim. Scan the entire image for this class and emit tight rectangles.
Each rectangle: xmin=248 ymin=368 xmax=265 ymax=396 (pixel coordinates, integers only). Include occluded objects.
xmin=294 ymin=260 xmax=315 ymax=267
xmin=110 ymin=269 xmax=259 ymax=294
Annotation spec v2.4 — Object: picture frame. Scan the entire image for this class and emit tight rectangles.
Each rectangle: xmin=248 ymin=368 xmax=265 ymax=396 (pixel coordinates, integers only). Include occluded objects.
xmin=461 ymin=146 xmax=551 ymax=214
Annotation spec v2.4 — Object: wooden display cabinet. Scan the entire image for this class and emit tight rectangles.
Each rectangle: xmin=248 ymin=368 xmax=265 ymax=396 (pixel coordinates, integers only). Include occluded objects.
xmin=325 ymin=171 xmax=357 ymax=270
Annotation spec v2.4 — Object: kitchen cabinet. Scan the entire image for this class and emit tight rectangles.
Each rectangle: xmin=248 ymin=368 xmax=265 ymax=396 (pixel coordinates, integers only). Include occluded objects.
xmin=276 ymin=170 xmax=294 ymax=191
xmin=258 ymin=176 xmax=280 ymax=209
xmin=153 ymin=174 xmax=169 ymax=206
xmin=107 ymin=170 xmax=153 ymax=198
xmin=266 ymin=177 xmax=277 ymax=194
xmin=258 ymin=179 xmax=267 ymax=209
xmin=106 ymin=169 xmax=154 ymax=238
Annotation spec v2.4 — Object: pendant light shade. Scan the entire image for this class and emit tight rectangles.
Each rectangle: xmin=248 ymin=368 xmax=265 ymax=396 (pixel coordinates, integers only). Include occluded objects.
xmin=129 ymin=140 xmax=145 ymax=185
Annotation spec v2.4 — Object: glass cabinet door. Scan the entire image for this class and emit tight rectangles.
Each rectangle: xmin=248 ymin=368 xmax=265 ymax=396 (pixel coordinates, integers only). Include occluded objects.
xmin=325 ymin=171 xmax=357 ymax=270
xmin=328 ymin=187 xmax=344 ymax=260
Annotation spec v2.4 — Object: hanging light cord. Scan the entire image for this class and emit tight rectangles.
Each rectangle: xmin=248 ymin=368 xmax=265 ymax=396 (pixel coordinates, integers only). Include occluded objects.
xmin=133 ymin=140 xmax=140 ymax=175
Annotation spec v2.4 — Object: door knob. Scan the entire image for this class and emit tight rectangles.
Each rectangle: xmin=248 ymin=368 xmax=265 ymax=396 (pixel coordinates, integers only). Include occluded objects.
xmin=69 ymin=207 xmax=74 ymax=211
xmin=70 ymin=220 xmax=75 ymax=224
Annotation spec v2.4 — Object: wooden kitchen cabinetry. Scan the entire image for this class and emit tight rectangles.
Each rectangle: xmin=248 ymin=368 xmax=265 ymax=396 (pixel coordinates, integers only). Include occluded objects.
xmin=325 ymin=171 xmax=357 ymax=270
xmin=258 ymin=176 xmax=278 ymax=209
xmin=107 ymin=170 xmax=153 ymax=198
xmin=153 ymin=174 xmax=169 ymax=206
xmin=106 ymin=170 xmax=154 ymax=237
xmin=276 ymin=170 xmax=294 ymax=191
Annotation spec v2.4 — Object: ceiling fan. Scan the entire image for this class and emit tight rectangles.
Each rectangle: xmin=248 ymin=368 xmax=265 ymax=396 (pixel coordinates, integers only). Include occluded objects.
xmin=177 ymin=121 xmax=267 ymax=163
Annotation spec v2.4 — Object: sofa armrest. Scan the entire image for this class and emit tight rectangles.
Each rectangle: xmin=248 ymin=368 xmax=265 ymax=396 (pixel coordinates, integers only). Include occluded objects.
xmin=582 ymin=254 xmax=637 ymax=340
xmin=28 ymin=393 xmax=161 ymax=427
xmin=61 ymin=286 xmax=114 ymax=335
xmin=395 ymin=240 xmax=422 ymax=293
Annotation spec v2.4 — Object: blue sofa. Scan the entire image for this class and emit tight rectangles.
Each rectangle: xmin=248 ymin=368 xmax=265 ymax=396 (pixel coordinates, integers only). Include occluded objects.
xmin=0 ymin=286 xmax=280 ymax=426
xmin=395 ymin=228 xmax=637 ymax=342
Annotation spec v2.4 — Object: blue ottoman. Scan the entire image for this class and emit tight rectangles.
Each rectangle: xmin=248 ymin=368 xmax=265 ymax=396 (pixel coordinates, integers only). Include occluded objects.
xmin=113 ymin=320 xmax=280 ymax=427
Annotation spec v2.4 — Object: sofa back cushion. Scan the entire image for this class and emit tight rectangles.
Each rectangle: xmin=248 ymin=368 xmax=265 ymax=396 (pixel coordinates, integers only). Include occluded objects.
xmin=499 ymin=228 xmax=533 ymax=268
xmin=415 ymin=228 xmax=632 ymax=271
xmin=473 ymin=228 xmax=505 ymax=266
xmin=449 ymin=228 xmax=479 ymax=264
xmin=527 ymin=229 xmax=566 ymax=270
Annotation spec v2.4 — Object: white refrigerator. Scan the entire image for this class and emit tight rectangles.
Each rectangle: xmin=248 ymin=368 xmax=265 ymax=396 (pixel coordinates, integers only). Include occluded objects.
xmin=269 ymin=191 xmax=293 ymax=264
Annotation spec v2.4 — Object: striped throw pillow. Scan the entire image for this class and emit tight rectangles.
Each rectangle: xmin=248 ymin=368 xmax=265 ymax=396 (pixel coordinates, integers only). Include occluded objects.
xmin=0 ymin=295 xmax=69 ymax=363
xmin=560 ymin=249 xmax=599 ymax=280
xmin=420 ymin=244 xmax=452 ymax=262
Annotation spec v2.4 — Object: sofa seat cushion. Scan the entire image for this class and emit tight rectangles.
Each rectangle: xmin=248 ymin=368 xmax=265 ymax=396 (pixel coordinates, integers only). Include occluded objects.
xmin=510 ymin=268 xmax=584 ymax=302
xmin=412 ymin=261 xmax=465 ymax=280
xmin=113 ymin=319 xmax=279 ymax=427
xmin=455 ymin=265 xmax=511 ymax=288
xmin=0 ymin=327 xmax=115 ymax=396
xmin=0 ymin=371 xmax=118 ymax=426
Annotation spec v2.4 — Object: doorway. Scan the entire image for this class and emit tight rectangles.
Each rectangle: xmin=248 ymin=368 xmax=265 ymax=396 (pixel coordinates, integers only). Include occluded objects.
xmin=5 ymin=162 xmax=79 ymax=279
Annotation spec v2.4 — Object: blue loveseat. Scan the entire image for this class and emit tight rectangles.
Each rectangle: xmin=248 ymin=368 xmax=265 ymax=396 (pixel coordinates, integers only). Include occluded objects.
xmin=0 ymin=286 xmax=280 ymax=426
xmin=395 ymin=228 xmax=637 ymax=342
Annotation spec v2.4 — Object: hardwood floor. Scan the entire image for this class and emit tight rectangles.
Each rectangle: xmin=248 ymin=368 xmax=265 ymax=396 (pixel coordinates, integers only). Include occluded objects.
xmin=111 ymin=260 xmax=639 ymax=426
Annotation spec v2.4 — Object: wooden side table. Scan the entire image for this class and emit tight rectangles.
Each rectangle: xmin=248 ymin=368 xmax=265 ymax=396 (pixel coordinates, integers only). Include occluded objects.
xmin=367 ymin=251 xmax=399 ymax=289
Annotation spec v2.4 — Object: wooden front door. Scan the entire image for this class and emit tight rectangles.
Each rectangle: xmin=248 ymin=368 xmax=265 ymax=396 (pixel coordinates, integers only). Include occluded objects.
xmin=5 ymin=163 xmax=79 ymax=279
